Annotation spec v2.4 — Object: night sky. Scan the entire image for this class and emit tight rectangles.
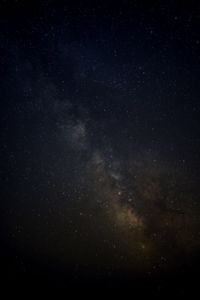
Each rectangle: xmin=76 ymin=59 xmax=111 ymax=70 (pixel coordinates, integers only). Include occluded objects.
xmin=1 ymin=0 xmax=200 ymax=292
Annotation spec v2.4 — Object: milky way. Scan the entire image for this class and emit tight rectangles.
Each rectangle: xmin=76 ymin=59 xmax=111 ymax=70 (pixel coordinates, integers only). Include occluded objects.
xmin=3 ymin=96 xmax=199 ymax=275
xmin=1 ymin=0 xmax=200 ymax=291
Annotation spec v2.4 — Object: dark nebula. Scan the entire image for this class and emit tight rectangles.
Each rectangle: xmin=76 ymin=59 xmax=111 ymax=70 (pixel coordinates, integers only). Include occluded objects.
xmin=0 ymin=0 xmax=200 ymax=292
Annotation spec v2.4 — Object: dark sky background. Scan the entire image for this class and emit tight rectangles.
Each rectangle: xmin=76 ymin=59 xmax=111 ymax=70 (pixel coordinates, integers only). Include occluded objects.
xmin=0 ymin=0 xmax=200 ymax=292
